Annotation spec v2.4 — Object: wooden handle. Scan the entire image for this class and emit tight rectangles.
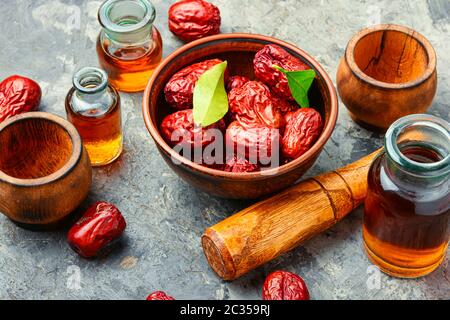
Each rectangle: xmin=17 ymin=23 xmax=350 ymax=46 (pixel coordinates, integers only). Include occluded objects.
xmin=202 ymin=150 xmax=381 ymax=280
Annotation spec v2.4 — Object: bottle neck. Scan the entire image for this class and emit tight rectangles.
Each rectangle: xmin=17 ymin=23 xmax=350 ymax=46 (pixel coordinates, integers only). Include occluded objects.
xmin=384 ymin=114 xmax=450 ymax=191
xmin=98 ymin=0 xmax=155 ymax=45
xmin=71 ymin=67 xmax=115 ymax=117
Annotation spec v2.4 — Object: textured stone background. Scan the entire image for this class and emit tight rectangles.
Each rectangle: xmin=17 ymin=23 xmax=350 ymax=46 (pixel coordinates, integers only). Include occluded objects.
xmin=0 ymin=0 xmax=449 ymax=300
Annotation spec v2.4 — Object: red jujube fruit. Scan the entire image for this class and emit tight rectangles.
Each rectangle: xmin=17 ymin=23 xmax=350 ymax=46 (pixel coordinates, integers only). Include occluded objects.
xmin=67 ymin=202 xmax=126 ymax=258
xmin=262 ymin=270 xmax=310 ymax=300
xmin=160 ymin=109 xmax=225 ymax=149
xmin=164 ymin=59 xmax=227 ymax=110
xmin=0 ymin=75 xmax=41 ymax=123
xmin=228 ymin=81 xmax=283 ymax=129
xmin=254 ymin=44 xmax=309 ymax=101
xmin=146 ymin=291 xmax=175 ymax=300
xmin=272 ymin=94 xmax=298 ymax=116
xmin=168 ymin=0 xmax=221 ymax=42
xmin=226 ymin=75 xmax=250 ymax=92
xmin=226 ymin=121 xmax=280 ymax=163
xmin=224 ymin=156 xmax=259 ymax=173
xmin=281 ymin=108 xmax=323 ymax=160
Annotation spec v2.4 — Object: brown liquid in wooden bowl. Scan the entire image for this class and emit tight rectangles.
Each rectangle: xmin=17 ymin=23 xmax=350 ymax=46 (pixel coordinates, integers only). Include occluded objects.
xmin=0 ymin=118 xmax=73 ymax=179
xmin=353 ymin=30 xmax=428 ymax=84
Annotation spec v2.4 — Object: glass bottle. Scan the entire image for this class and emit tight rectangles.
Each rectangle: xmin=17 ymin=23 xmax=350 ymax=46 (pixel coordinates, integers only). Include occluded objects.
xmin=363 ymin=114 xmax=450 ymax=278
xmin=65 ymin=67 xmax=123 ymax=166
xmin=96 ymin=0 xmax=163 ymax=92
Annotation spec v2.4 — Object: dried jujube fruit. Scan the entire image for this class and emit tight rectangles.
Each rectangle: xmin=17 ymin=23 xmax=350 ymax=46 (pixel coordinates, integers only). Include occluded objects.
xmin=226 ymin=121 xmax=280 ymax=162
xmin=160 ymin=109 xmax=225 ymax=149
xmin=228 ymin=81 xmax=283 ymax=129
xmin=161 ymin=42 xmax=320 ymax=172
xmin=169 ymin=0 xmax=221 ymax=42
xmin=67 ymin=202 xmax=126 ymax=258
xmin=224 ymin=156 xmax=259 ymax=173
xmin=282 ymin=108 xmax=323 ymax=160
xmin=226 ymin=75 xmax=250 ymax=92
xmin=254 ymin=44 xmax=309 ymax=101
xmin=262 ymin=270 xmax=310 ymax=300
xmin=272 ymin=94 xmax=298 ymax=116
xmin=0 ymin=75 xmax=41 ymax=123
xmin=164 ymin=59 xmax=227 ymax=110
xmin=146 ymin=291 xmax=175 ymax=300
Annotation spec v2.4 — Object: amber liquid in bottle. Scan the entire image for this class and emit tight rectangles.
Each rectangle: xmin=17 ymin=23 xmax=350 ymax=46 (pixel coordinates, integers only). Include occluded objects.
xmin=363 ymin=144 xmax=450 ymax=278
xmin=66 ymin=93 xmax=122 ymax=166
xmin=97 ymin=28 xmax=162 ymax=92
xmin=66 ymin=67 xmax=123 ymax=167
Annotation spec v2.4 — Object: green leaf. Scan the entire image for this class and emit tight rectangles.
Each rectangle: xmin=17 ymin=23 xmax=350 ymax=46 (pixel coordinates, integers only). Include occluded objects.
xmin=193 ymin=61 xmax=229 ymax=127
xmin=273 ymin=65 xmax=316 ymax=108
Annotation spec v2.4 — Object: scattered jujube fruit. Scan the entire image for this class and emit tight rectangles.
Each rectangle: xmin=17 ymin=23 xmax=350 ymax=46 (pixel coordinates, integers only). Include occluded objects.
xmin=67 ymin=202 xmax=126 ymax=258
xmin=0 ymin=75 xmax=41 ymax=123
xmin=146 ymin=291 xmax=175 ymax=300
xmin=262 ymin=270 xmax=310 ymax=300
xmin=168 ymin=0 xmax=221 ymax=42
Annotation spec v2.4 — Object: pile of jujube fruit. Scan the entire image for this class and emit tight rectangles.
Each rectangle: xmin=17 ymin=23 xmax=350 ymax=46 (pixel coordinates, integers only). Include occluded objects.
xmin=161 ymin=44 xmax=323 ymax=173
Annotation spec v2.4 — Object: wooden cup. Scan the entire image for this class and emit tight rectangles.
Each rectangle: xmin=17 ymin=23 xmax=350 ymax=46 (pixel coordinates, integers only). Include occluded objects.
xmin=0 ymin=112 xmax=92 ymax=227
xmin=337 ymin=24 xmax=437 ymax=131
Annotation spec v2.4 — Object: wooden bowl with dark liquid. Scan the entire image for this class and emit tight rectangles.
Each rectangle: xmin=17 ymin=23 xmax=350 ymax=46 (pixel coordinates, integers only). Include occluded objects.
xmin=0 ymin=112 xmax=92 ymax=227
xmin=337 ymin=24 xmax=437 ymax=131
xmin=143 ymin=33 xmax=338 ymax=199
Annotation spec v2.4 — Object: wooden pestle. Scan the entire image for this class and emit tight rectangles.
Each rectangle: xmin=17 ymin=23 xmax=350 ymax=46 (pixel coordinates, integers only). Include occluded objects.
xmin=202 ymin=150 xmax=381 ymax=280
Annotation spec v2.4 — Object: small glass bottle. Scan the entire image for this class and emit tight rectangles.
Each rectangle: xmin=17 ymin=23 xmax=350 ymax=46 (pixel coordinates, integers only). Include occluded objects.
xmin=65 ymin=67 xmax=123 ymax=166
xmin=96 ymin=0 xmax=163 ymax=92
xmin=363 ymin=114 xmax=450 ymax=278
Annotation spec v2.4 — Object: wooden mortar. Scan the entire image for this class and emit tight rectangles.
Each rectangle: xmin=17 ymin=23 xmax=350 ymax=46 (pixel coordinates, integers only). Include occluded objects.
xmin=202 ymin=150 xmax=380 ymax=280
xmin=337 ymin=24 xmax=437 ymax=131
xmin=0 ymin=112 xmax=92 ymax=227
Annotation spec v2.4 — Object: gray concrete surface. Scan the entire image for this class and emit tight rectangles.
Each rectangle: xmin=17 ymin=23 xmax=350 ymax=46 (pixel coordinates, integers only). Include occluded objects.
xmin=0 ymin=0 xmax=449 ymax=300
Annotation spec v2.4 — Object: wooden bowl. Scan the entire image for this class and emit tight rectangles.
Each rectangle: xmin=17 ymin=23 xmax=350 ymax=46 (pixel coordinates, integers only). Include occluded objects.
xmin=143 ymin=33 xmax=338 ymax=199
xmin=337 ymin=24 xmax=437 ymax=131
xmin=0 ymin=112 xmax=92 ymax=227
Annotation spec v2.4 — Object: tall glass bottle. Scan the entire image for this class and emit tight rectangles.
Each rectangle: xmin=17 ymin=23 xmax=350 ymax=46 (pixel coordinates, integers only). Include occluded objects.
xmin=65 ymin=67 xmax=123 ymax=166
xmin=97 ymin=0 xmax=163 ymax=92
xmin=363 ymin=114 xmax=450 ymax=278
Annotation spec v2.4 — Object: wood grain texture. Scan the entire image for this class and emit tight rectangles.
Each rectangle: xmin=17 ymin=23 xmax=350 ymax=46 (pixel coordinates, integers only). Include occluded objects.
xmin=337 ymin=24 xmax=437 ymax=131
xmin=0 ymin=117 xmax=73 ymax=179
xmin=202 ymin=150 xmax=380 ymax=280
xmin=0 ymin=112 xmax=92 ymax=226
